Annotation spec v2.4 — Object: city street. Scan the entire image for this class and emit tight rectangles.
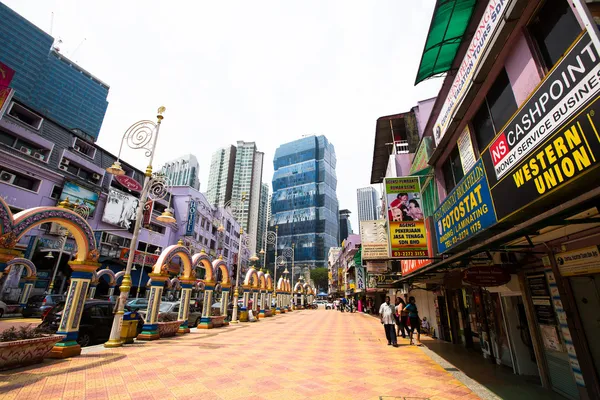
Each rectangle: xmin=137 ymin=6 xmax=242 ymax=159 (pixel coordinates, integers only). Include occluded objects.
xmin=1 ymin=309 xmax=480 ymax=400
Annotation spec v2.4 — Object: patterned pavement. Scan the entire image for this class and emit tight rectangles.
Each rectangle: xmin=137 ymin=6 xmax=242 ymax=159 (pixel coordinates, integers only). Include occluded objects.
xmin=0 ymin=309 xmax=479 ymax=400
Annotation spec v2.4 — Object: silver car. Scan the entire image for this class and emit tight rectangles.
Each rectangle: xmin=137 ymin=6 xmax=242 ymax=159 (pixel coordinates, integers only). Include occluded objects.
xmin=138 ymin=301 xmax=203 ymax=327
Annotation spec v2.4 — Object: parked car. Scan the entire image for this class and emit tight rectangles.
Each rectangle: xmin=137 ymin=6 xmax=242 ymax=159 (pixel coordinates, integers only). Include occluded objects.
xmin=21 ymin=294 xmax=66 ymax=318
xmin=325 ymin=301 xmax=334 ymax=310
xmin=40 ymin=299 xmax=143 ymax=347
xmin=126 ymin=298 xmax=149 ymax=311
xmin=138 ymin=301 xmax=203 ymax=327
xmin=0 ymin=300 xmax=7 ymax=318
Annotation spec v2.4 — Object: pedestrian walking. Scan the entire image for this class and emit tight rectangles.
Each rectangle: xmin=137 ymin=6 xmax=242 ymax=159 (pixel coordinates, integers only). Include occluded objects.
xmin=379 ymin=296 xmax=397 ymax=347
xmin=405 ymin=296 xmax=422 ymax=346
xmin=393 ymin=298 xmax=403 ymax=338
xmin=400 ymin=295 xmax=410 ymax=338
xmin=341 ymin=297 xmax=347 ymax=312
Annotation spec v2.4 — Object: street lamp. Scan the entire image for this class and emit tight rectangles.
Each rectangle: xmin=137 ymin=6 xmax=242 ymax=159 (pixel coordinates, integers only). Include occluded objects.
xmin=230 ymin=193 xmax=247 ymax=324
xmin=105 ymin=107 xmax=176 ymax=348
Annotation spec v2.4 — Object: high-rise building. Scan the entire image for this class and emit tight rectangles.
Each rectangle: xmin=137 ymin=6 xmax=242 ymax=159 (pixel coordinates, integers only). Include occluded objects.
xmin=206 ymin=145 xmax=237 ymax=207
xmin=160 ymin=154 xmax=200 ymax=190
xmin=271 ymin=135 xmax=339 ymax=273
xmin=357 ymin=187 xmax=379 ymax=222
xmin=0 ymin=3 xmax=110 ymax=141
xmin=256 ymin=183 xmax=270 ymax=253
xmin=206 ymin=142 xmax=264 ymax=252
xmin=339 ymin=209 xmax=353 ymax=243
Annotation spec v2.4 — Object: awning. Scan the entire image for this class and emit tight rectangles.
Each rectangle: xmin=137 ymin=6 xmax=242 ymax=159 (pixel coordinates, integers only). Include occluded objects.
xmin=414 ymin=0 xmax=476 ymax=84
xmin=370 ymin=112 xmax=410 ymax=184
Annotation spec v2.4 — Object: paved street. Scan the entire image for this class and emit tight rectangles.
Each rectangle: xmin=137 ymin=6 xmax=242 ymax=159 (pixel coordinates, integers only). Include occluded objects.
xmin=0 ymin=309 xmax=480 ymax=400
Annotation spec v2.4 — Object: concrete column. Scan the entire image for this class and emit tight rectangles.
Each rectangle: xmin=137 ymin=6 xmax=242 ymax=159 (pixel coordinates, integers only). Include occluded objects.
xmin=137 ymin=275 xmax=167 ymax=340
xmin=177 ymin=282 xmax=193 ymax=334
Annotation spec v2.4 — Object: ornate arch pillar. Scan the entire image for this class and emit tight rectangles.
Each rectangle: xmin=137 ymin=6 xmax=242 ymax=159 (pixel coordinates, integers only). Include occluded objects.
xmin=18 ymin=276 xmax=36 ymax=307
xmin=137 ymin=273 xmax=168 ymax=340
xmin=108 ymin=286 xmax=116 ymax=297
xmin=198 ymin=280 xmax=214 ymax=329
xmin=49 ymin=262 xmax=101 ymax=358
xmin=220 ymin=284 xmax=231 ymax=322
xmin=258 ymin=289 xmax=266 ymax=319
xmin=88 ymin=284 xmax=97 ymax=299
xmin=177 ymin=279 xmax=194 ymax=334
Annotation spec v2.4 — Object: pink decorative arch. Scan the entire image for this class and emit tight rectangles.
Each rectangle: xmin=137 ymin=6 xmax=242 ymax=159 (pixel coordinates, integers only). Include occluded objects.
xmin=115 ymin=270 xmax=126 ymax=283
xmin=243 ymin=268 xmax=259 ymax=288
xmin=277 ymin=277 xmax=285 ymax=290
xmin=257 ymin=270 xmax=266 ymax=290
xmin=294 ymin=282 xmax=304 ymax=293
xmin=96 ymin=269 xmax=117 ymax=287
xmin=6 ymin=258 xmax=36 ymax=278
xmin=265 ymin=273 xmax=273 ymax=290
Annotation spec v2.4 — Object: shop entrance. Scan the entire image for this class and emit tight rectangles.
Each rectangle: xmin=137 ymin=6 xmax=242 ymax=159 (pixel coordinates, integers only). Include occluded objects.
xmin=500 ymin=295 xmax=539 ymax=376
xmin=569 ymin=274 xmax=600 ymax=380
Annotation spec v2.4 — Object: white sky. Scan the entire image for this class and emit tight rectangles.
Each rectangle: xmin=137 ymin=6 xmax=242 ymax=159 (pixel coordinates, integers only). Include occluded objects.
xmin=6 ymin=0 xmax=442 ymax=230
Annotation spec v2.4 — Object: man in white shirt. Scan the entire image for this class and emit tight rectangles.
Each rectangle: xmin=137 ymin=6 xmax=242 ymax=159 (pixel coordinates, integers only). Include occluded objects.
xmin=379 ymin=296 xmax=398 ymax=347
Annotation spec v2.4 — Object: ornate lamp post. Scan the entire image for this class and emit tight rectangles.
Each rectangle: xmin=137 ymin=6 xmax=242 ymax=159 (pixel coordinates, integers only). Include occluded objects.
xmin=105 ymin=107 xmax=177 ymax=348
xmin=230 ymin=193 xmax=247 ymax=323
xmin=281 ymin=246 xmax=294 ymax=310
xmin=260 ymin=228 xmax=277 ymax=307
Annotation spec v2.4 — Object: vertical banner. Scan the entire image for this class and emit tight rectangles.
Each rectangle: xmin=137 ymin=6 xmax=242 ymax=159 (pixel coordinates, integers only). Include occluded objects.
xmin=359 ymin=220 xmax=390 ymax=260
xmin=458 ymin=126 xmax=476 ymax=174
xmin=355 ymin=265 xmax=366 ymax=292
xmin=142 ymin=200 xmax=154 ymax=227
xmin=185 ymin=199 xmax=197 ymax=236
xmin=384 ymin=177 xmax=428 ymax=257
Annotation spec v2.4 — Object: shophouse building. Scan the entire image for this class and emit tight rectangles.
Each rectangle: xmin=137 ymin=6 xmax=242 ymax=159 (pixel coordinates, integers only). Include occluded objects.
xmin=375 ymin=1 xmax=600 ymax=399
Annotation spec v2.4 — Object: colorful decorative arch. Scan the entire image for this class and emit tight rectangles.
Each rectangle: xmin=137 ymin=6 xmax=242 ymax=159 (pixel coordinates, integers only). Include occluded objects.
xmin=285 ymin=279 xmax=291 ymax=292
xmin=257 ymin=270 xmax=266 ymax=290
xmin=277 ymin=277 xmax=285 ymax=290
xmin=115 ymin=270 xmax=126 ymax=283
xmin=170 ymin=277 xmax=181 ymax=290
xmin=6 ymin=258 xmax=36 ymax=278
xmin=151 ymin=244 xmax=193 ymax=278
xmin=195 ymin=280 xmax=205 ymax=291
xmin=265 ymin=273 xmax=273 ymax=290
xmin=96 ymin=269 xmax=117 ymax=287
xmin=244 ymin=268 xmax=259 ymax=288
xmin=294 ymin=282 xmax=304 ymax=293
xmin=212 ymin=258 xmax=230 ymax=285
xmin=192 ymin=251 xmax=214 ymax=282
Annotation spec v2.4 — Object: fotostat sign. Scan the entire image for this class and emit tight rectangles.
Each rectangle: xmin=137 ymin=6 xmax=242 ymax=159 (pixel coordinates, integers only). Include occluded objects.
xmin=359 ymin=220 xmax=389 ymax=260
xmin=384 ymin=177 xmax=428 ymax=257
xmin=433 ymin=159 xmax=497 ymax=253
xmin=433 ymin=0 xmax=512 ymax=145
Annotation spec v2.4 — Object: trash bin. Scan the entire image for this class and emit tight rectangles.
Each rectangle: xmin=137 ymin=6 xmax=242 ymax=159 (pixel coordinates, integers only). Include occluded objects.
xmin=121 ymin=311 xmax=140 ymax=344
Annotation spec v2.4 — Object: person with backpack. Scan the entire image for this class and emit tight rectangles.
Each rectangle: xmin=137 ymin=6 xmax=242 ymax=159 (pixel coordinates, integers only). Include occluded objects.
xmin=404 ymin=296 xmax=422 ymax=346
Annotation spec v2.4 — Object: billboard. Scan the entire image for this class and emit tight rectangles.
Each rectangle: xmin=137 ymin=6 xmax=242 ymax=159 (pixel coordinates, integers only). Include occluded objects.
xmin=384 ymin=177 xmax=429 ymax=257
xmin=433 ymin=159 xmax=497 ymax=253
xmin=359 ymin=220 xmax=389 ymax=260
xmin=58 ymin=181 xmax=100 ymax=217
xmin=102 ymin=188 xmax=140 ymax=229
xmin=185 ymin=199 xmax=197 ymax=236
xmin=409 ymin=137 xmax=433 ymax=174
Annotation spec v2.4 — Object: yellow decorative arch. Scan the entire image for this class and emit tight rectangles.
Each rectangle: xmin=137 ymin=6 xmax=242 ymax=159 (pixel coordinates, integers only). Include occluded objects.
xmin=244 ymin=267 xmax=259 ymax=288
xmin=212 ymin=258 xmax=230 ymax=285
xmin=257 ymin=270 xmax=266 ymax=290
xmin=192 ymin=251 xmax=214 ymax=282
xmin=265 ymin=273 xmax=273 ymax=290
xmin=151 ymin=244 xmax=193 ymax=278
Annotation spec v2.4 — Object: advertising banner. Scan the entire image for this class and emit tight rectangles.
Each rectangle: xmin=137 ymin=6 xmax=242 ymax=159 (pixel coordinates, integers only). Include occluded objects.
xmin=385 ymin=177 xmax=428 ymax=257
xmin=555 ymin=246 xmax=600 ymax=277
xmin=102 ymin=188 xmax=140 ymax=229
xmin=119 ymin=248 xmax=158 ymax=267
xmin=142 ymin=200 xmax=154 ymax=226
xmin=359 ymin=220 xmax=389 ymax=260
xmin=482 ymin=32 xmax=600 ymax=185
xmin=58 ymin=181 xmax=100 ymax=217
xmin=489 ymin=96 xmax=600 ymax=220
xmin=433 ymin=159 xmax=497 ymax=253
xmin=433 ymin=0 xmax=513 ymax=145
xmin=355 ymin=265 xmax=366 ymax=292
xmin=185 ymin=199 xmax=197 ymax=236
xmin=366 ymin=261 xmax=389 ymax=274
xmin=409 ymin=137 xmax=433 ymax=174
xmin=458 ymin=126 xmax=476 ymax=174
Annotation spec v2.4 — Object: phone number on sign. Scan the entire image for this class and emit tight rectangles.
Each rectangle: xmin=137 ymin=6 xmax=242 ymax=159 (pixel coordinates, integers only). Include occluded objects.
xmin=392 ymin=250 xmax=428 ymax=257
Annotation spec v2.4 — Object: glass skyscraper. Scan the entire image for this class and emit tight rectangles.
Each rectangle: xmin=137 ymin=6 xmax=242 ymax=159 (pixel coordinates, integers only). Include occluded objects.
xmin=271 ymin=135 xmax=339 ymax=272
xmin=0 ymin=3 xmax=109 ymax=140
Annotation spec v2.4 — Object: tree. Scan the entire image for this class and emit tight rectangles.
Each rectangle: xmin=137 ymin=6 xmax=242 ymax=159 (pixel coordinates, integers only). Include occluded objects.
xmin=310 ymin=267 xmax=328 ymax=292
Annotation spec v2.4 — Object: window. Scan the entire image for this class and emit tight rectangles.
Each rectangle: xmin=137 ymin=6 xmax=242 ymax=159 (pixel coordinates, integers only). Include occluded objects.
xmin=7 ymin=103 xmax=43 ymax=130
xmin=0 ymin=129 xmax=50 ymax=162
xmin=59 ymin=158 xmax=103 ymax=185
xmin=89 ymin=306 xmax=106 ymax=318
xmin=0 ymin=166 xmax=41 ymax=192
xmin=441 ymin=146 xmax=464 ymax=192
xmin=147 ymin=223 xmax=165 ymax=234
xmin=529 ymin=0 xmax=581 ymax=70
xmin=50 ymin=185 xmax=62 ymax=199
xmin=72 ymin=137 xmax=96 ymax=159
xmin=472 ymin=69 xmax=517 ymax=151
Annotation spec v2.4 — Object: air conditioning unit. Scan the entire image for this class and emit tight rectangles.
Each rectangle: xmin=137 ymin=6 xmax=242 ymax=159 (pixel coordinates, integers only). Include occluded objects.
xmin=19 ymin=146 xmax=32 ymax=155
xmin=59 ymin=165 xmax=68 ymax=171
xmin=60 ymin=159 xmax=70 ymax=166
xmin=33 ymin=152 xmax=45 ymax=161
xmin=92 ymin=173 xmax=101 ymax=180
xmin=0 ymin=171 xmax=16 ymax=184
xmin=73 ymin=145 xmax=81 ymax=152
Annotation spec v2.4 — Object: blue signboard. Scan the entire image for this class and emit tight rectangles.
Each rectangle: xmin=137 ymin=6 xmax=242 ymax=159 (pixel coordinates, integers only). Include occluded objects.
xmin=185 ymin=200 xmax=197 ymax=236
xmin=433 ymin=159 xmax=497 ymax=253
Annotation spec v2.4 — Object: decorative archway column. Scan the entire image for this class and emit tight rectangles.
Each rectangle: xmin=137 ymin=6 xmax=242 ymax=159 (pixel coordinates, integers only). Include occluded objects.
xmin=177 ymin=279 xmax=194 ymax=334
xmin=49 ymin=262 xmax=101 ymax=358
xmin=198 ymin=280 xmax=214 ymax=329
xmin=220 ymin=284 xmax=230 ymax=322
xmin=275 ymin=291 xmax=281 ymax=314
xmin=18 ymin=277 xmax=36 ymax=307
xmin=108 ymin=286 xmax=115 ymax=296
xmin=258 ymin=290 xmax=266 ymax=319
xmin=88 ymin=284 xmax=97 ymax=299
xmin=137 ymin=273 xmax=168 ymax=340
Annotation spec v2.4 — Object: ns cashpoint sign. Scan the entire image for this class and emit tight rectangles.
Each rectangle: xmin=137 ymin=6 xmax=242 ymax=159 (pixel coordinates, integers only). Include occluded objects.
xmin=435 ymin=32 xmax=600 ymax=253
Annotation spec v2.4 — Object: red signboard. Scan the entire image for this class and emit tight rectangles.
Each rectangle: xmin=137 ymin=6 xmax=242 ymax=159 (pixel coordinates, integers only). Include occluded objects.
xmin=142 ymin=200 xmax=154 ymax=226
xmin=115 ymin=175 xmax=143 ymax=192
xmin=119 ymin=248 xmax=158 ymax=267
xmin=462 ymin=266 xmax=511 ymax=287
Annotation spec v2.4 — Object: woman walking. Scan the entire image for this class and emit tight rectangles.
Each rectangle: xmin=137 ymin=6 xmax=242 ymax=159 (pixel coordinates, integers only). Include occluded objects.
xmin=404 ymin=296 xmax=422 ymax=346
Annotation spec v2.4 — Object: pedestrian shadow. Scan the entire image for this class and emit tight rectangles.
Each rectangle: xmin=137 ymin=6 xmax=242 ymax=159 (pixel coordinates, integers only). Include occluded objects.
xmin=0 ymin=352 xmax=127 ymax=392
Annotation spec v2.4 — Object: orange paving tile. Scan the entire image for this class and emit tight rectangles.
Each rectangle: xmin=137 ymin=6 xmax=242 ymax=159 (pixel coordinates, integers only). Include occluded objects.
xmin=0 ymin=309 xmax=480 ymax=400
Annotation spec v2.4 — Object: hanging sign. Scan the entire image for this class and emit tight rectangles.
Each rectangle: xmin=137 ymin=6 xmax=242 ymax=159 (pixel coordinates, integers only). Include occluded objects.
xmin=385 ymin=177 xmax=429 ymax=257
xmin=555 ymin=246 xmax=600 ymax=277
xmin=114 ymin=175 xmax=143 ymax=192
xmin=355 ymin=265 xmax=366 ymax=292
xmin=434 ymin=159 xmax=497 ymax=253
xmin=360 ymin=220 xmax=390 ymax=260
xmin=409 ymin=137 xmax=433 ymax=174
xmin=366 ymin=261 xmax=388 ymax=274
xmin=458 ymin=126 xmax=476 ymax=174
xmin=462 ymin=266 xmax=510 ymax=287
xmin=185 ymin=200 xmax=197 ymax=236
xmin=142 ymin=200 xmax=154 ymax=226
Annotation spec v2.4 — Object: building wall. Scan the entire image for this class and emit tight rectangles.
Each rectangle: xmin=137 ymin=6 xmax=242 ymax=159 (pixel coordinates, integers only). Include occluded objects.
xmin=206 ymin=145 xmax=236 ymax=206
xmin=356 ymin=187 xmax=378 ymax=222
xmin=256 ymin=182 xmax=269 ymax=252
xmin=160 ymin=154 xmax=200 ymax=190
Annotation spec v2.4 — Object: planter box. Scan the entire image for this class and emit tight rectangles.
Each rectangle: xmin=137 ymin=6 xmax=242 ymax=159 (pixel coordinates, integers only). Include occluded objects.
xmin=157 ymin=321 xmax=183 ymax=338
xmin=210 ymin=316 xmax=226 ymax=328
xmin=0 ymin=335 xmax=64 ymax=370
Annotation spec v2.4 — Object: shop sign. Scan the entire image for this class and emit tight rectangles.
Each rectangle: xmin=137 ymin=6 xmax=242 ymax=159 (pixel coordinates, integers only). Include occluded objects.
xmin=409 ymin=137 xmax=433 ymax=174
xmin=359 ymin=220 xmax=389 ymax=260
xmin=433 ymin=159 xmax=497 ymax=253
xmin=401 ymin=258 xmax=432 ymax=276
xmin=185 ymin=199 xmax=197 ymax=236
xmin=433 ymin=0 xmax=513 ymax=146
xmin=119 ymin=248 xmax=158 ymax=267
xmin=366 ymin=261 xmax=388 ymax=274
xmin=142 ymin=200 xmax=154 ymax=226
xmin=458 ymin=126 xmax=476 ymax=174
xmin=384 ymin=177 xmax=429 ymax=257
xmin=38 ymin=237 xmax=76 ymax=253
xmin=114 ymin=175 xmax=143 ymax=192
xmin=555 ymin=245 xmax=600 ymax=277
xmin=355 ymin=265 xmax=366 ymax=291
xmin=461 ymin=266 xmax=510 ymax=287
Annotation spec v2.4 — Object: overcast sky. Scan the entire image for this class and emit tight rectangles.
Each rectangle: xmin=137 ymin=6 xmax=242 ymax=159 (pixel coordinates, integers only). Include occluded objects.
xmin=7 ymin=0 xmax=441 ymax=230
